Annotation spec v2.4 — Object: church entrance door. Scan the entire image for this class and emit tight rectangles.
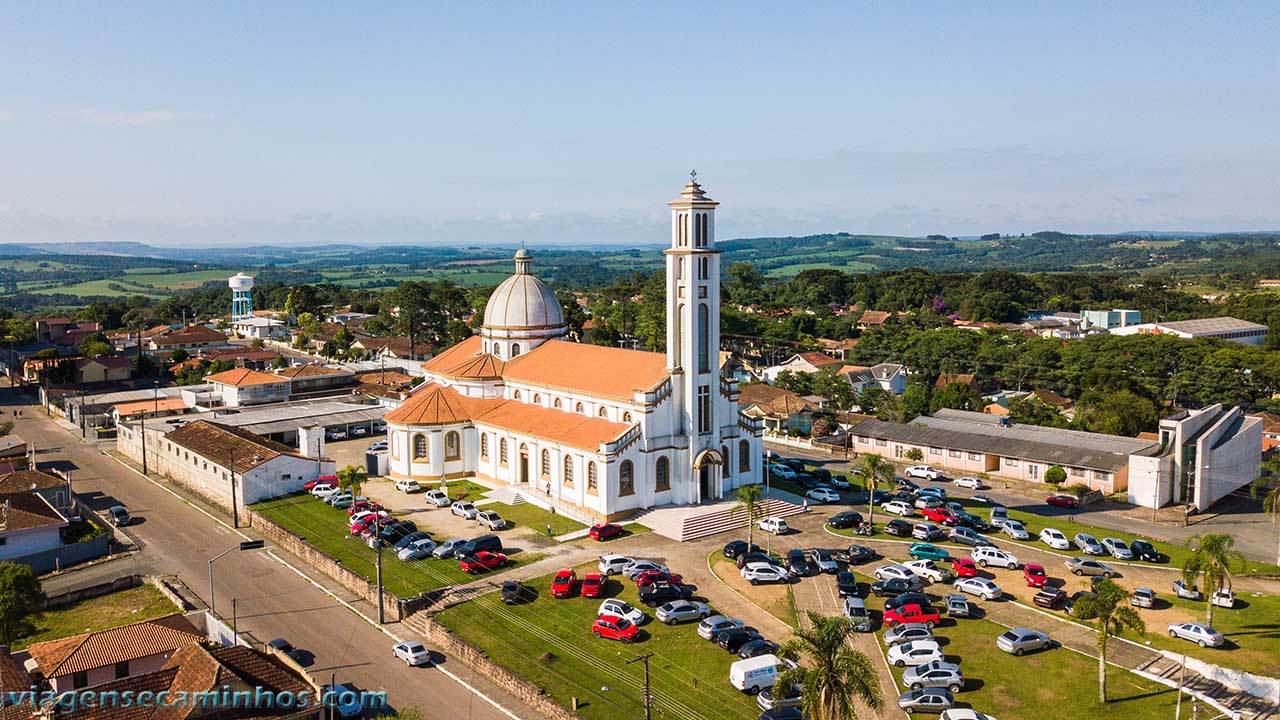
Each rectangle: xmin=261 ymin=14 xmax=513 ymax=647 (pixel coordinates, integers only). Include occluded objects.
xmin=519 ymin=446 xmax=529 ymax=484
xmin=699 ymin=465 xmax=711 ymax=502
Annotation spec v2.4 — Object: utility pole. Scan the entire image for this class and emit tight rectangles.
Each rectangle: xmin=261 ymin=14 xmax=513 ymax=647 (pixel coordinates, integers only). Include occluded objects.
xmin=228 ymin=447 xmax=239 ymax=529
xmin=375 ymin=512 xmax=385 ymax=624
xmin=232 ymin=597 xmax=238 ymax=636
xmin=626 ymin=653 xmax=653 ymax=720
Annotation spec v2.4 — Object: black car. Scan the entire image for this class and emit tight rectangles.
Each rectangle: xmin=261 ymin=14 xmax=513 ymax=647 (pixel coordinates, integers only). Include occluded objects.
xmin=826 ymin=511 xmax=864 ymax=529
xmin=500 ymin=580 xmax=525 ymax=604
xmin=836 ymin=544 xmax=877 ymax=564
xmin=379 ymin=520 xmax=417 ymax=543
xmin=638 ymin=582 xmax=694 ymax=607
xmin=885 ymin=592 xmax=935 ymax=613
xmin=836 ymin=571 xmax=860 ymax=598
xmin=266 ymin=637 xmax=305 ymax=663
xmin=785 ymin=549 xmax=813 ymax=577
xmin=811 ymin=467 xmax=832 ymax=480
xmin=870 ymin=578 xmax=914 ymax=597
xmin=871 ymin=489 xmax=893 ymax=504
xmin=954 ymin=512 xmax=989 ymax=531
xmin=894 ymin=476 xmax=920 ymax=491
xmin=759 ymin=707 xmax=804 ymax=720
xmin=736 ymin=551 xmax=782 ymax=569
xmin=738 ymin=638 xmax=780 ymax=659
xmin=723 ymin=540 xmax=762 ymax=559
xmin=782 ymin=458 xmax=807 ymax=471
xmin=1131 ymin=540 xmax=1164 ymax=563
xmin=884 ymin=519 xmax=914 ymax=537
xmin=1066 ymin=591 xmax=1098 ymax=618
xmin=717 ymin=627 xmax=764 ymax=652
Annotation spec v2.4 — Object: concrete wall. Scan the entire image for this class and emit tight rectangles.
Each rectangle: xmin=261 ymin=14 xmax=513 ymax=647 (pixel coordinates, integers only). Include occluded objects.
xmin=1126 ymin=453 xmax=1173 ymax=508
xmin=12 ymin=531 xmax=110 ymax=574
xmin=1198 ymin=409 xmax=1262 ymax=509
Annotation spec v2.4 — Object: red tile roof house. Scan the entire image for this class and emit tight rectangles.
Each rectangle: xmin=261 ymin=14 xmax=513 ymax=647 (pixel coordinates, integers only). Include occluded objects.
xmin=0 ymin=491 xmax=69 ymax=570
xmin=760 ymin=351 xmax=843 ymax=383
xmin=23 ymin=614 xmax=204 ymax=693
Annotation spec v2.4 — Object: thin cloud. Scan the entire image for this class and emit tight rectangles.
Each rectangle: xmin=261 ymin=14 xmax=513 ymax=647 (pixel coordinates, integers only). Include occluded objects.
xmin=63 ymin=109 xmax=211 ymax=127
xmin=0 ymin=110 xmax=14 ymax=121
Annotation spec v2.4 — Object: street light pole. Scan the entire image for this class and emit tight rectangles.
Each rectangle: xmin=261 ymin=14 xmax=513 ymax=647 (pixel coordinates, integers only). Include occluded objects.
xmin=374 ymin=512 xmax=385 ymax=624
xmin=626 ymin=653 xmax=654 ymax=720
xmin=764 ymin=450 xmax=773 ymax=556
xmin=207 ymin=540 xmax=265 ymax=617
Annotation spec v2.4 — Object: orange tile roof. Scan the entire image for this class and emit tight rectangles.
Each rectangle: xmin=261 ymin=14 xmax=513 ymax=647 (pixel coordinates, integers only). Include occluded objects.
xmin=166 ymin=421 xmax=314 ymax=472
xmin=384 ymin=384 xmax=496 ymax=426
xmin=113 ymin=396 xmax=189 ymax=416
xmin=25 ymin=614 xmax=202 ymax=678
xmin=420 ymin=335 xmax=484 ymax=374
xmin=0 ymin=469 xmax=65 ymax=493
xmin=795 ymin=352 xmax=841 ymax=367
xmin=204 ymin=368 xmax=289 ymax=388
xmin=0 ymin=492 xmax=65 ymax=532
xmin=474 ymin=399 xmax=632 ymax=451
xmin=503 ymin=341 xmax=668 ymax=401
xmin=447 ymin=353 xmax=506 ymax=379
xmin=353 ymin=369 xmax=415 ymax=386
xmin=272 ymin=364 xmax=351 ymax=378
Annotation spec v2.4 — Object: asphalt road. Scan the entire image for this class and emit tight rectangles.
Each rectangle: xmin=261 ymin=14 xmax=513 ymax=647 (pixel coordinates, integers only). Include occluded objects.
xmin=2 ymin=388 xmax=547 ymax=720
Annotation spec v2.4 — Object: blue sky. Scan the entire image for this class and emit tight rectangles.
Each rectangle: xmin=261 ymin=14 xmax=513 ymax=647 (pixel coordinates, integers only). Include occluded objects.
xmin=1 ymin=2 xmax=1278 ymax=246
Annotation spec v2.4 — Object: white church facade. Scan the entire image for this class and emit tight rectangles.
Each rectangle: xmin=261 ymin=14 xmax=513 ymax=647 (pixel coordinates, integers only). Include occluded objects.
xmin=384 ymin=179 xmax=765 ymax=521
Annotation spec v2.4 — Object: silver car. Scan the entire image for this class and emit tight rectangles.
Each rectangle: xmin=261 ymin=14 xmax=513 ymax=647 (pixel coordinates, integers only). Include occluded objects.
xmin=898 ymin=688 xmax=955 ymax=714
xmin=431 ymin=537 xmax=467 ymax=559
xmin=948 ymin=527 xmax=989 ymax=547
xmin=902 ymin=660 xmax=964 ymax=692
xmin=1073 ymin=533 xmax=1105 ymax=555
xmin=697 ymin=615 xmax=743 ymax=641
xmin=1102 ymin=538 xmax=1133 ymax=560
xmin=655 ymin=600 xmax=710 ymax=625
xmin=449 ymin=501 xmax=478 ymax=519
xmin=996 ymin=627 xmax=1053 ymax=656
xmin=1167 ymin=622 xmax=1224 ymax=648
xmin=1065 ymin=557 xmax=1116 ymax=577
xmin=475 ymin=510 xmax=506 ymax=530
xmin=1000 ymin=520 xmax=1030 ymax=540
xmin=884 ymin=622 xmax=934 ymax=646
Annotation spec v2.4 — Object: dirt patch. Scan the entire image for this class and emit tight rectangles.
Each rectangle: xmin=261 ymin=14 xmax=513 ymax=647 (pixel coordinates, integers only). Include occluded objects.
xmin=708 ymin=554 xmax=796 ymax=627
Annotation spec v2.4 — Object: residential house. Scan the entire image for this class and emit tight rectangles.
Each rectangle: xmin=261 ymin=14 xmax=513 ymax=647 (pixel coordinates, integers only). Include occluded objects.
xmin=839 ymin=363 xmax=907 ymax=395
xmin=936 ymin=373 xmax=981 ymax=392
xmin=145 ymin=325 xmax=230 ymax=353
xmin=856 ymin=310 xmax=891 ymax=330
xmin=718 ymin=351 xmax=757 ymax=385
xmin=24 ymin=614 xmax=204 ymax=692
xmin=74 ymin=356 xmax=133 ymax=384
xmin=817 ymin=337 xmax=859 ymax=360
xmin=738 ymin=383 xmax=816 ymax=435
xmin=1028 ymin=388 xmax=1076 ymax=421
xmin=0 ymin=436 xmax=28 ymax=470
xmin=0 ymin=469 xmax=71 ymax=513
xmin=232 ymin=316 xmax=289 ymax=340
xmin=1248 ymin=410 xmax=1280 ymax=454
xmin=35 ymin=319 xmax=101 ymax=345
xmin=761 ymin=351 xmax=842 ymax=383
xmin=204 ymin=368 xmax=292 ymax=407
xmin=1 ymin=648 xmax=32 ymax=720
xmin=0 ymin=491 xmax=69 ymax=567
xmin=329 ymin=310 xmax=377 ymax=324
xmin=111 ymin=396 xmax=192 ymax=425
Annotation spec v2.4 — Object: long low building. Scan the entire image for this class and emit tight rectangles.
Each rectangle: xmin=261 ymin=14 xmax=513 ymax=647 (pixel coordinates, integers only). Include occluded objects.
xmin=1108 ymin=316 xmax=1268 ymax=345
xmin=848 ymin=406 xmax=1259 ymax=511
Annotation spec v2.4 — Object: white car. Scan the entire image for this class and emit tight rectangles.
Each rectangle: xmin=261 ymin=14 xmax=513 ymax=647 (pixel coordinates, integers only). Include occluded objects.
xmin=476 ymin=510 xmax=506 ymax=530
xmin=423 ymin=489 xmax=450 ymax=507
xmin=941 ymin=711 xmax=998 ymax=720
xmin=905 ymin=466 xmax=941 ymax=480
xmin=394 ymin=479 xmax=421 ymax=493
xmin=1073 ymin=533 xmax=1105 ymax=555
xmin=1211 ymin=588 xmax=1235 ymax=609
xmin=1101 ymin=538 xmax=1133 ymax=560
xmin=1167 ymin=622 xmax=1225 ymax=647
xmin=397 ymin=538 xmax=437 ymax=561
xmin=882 ymin=500 xmax=915 ymax=517
xmin=904 ymin=559 xmax=952 ymax=583
xmin=1001 ymin=520 xmax=1029 ymax=540
xmin=806 ymin=488 xmax=840 ymax=504
xmin=326 ymin=428 xmax=348 ymax=441
xmin=887 ymin=639 xmax=945 ymax=668
xmin=598 ymin=599 xmax=646 ymax=625
xmin=914 ymin=495 xmax=944 ymax=510
xmin=622 ymin=560 xmax=669 ymax=580
xmin=598 ymin=554 xmax=634 ymax=575
xmin=806 ymin=549 xmax=839 ymax=574
xmin=450 ymin=501 xmax=478 ymax=519
xmin=953 ymin=476 xmax=983 ymax=490
xmin=392 ymin=640 xmax=431 ymax=667
xmin=758 ymin=517 xmax=790 ymax=535
xmin=1038 ymin=528 xmax=1070 ymax=550
xmin=368 ymin=440 xmax=389 ymax=451
xmin=742 ymin=562 xmax=790 ymax=585
xmin=327 ymin=491 xmax=354 ymax=508
xmin=311 ymin=482 xmax=339 ymax=498
xmin=432 ymin=538 xmax=467 ymax=559
xmin=971 ymin=546 xmax=1019 ymax=569
xmin=769 ymin=464 xmax=797 ymax=479
xmin=874 ymin=564 xmax=919 ymax=584
xmin=953 ymin=577 xmax=1003 ymax=601
xmin=698 ymin=615 xmax=744 ymax=640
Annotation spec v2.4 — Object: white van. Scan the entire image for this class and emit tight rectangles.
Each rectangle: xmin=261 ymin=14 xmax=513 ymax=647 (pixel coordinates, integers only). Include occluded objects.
xmin=730 ymin=654 xmax=781 ymax=694
xmin=757 ymin=517 xmax=790 ymax=535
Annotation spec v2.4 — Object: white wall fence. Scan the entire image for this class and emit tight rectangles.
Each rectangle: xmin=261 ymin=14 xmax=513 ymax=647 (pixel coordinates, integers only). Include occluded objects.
xmin=1162 ymin=650 xmax=1280 ymax=705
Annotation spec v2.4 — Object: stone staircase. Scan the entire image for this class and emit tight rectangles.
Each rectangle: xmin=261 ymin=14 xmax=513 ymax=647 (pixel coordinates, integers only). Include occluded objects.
xmin=1137 ymin=655 xmax=1278 ymax=719
xmin=633 ymin=497 xmax=808 ymax=542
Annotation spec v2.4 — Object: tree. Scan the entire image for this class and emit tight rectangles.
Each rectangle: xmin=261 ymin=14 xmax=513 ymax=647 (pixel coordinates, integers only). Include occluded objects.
xmin=776 ymin=611 xmax=882 ymax=720
xmin=903 ymin=448 xmax=923 ymax=462
xmin=337 ymin=465 xmax=366 ymax=498
xmin=811 ymin=417 xmax=834 ymax=439
xmin=1071 ymin=578 xmax=1145 ymax=703
xmin=774 ymin=370 xmax=813 ymax=396
xmin=0 ymin=561 xmax=45 ymax=644
xmin=812 ymin=368 xmax=855 ymax=410
xmin=382 ymin=282 xmax=435 ymax=360
xmin=0 ymin=420 xmax=12 ymax=437
xmin=1182 ymin=533 xmax=1244 ymax=625
xmin=272 ymin=354 xmax=288 ymax=370
xmin=860 ymin=453 xmax=892 ymax=529
xmin=285 ymin=284 xmax=321 ymax=319
xmin=169 ymin=347 xmax=190 ymax=363
xmin=1045 ymin=465 xmax=1067 ymax=486
xmin=1251 ymin=477 xmax=1280 ymax=566
xmin=250 ymin=337 xmax=265 ymax=350
xmin=731 ymin=484 xmax=765 ymax=550
xmin=929 ymin=381 xmax=981 ymax=413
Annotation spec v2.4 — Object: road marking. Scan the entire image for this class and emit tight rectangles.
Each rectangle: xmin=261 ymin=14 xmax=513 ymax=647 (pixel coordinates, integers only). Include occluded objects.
xmin=104 ymin=451 xmax=526 ymax=720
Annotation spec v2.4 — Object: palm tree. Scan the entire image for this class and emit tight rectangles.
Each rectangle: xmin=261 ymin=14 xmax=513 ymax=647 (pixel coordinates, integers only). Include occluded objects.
xmin=337 ymin=464 xmax=366 ymax=497
xmin=860 ymin=453 xmax=891 ymax=529
xmin=731 ymin=484 xmax=765 ymax=549
xmin=776 ymin=611 xmax=882 ymax=720
xmin=1182 ymin=532 xmax=1244 ymax=625
xmin=1072 ymin=578 xmax=1145 ymax=703
xmin=1252 ymin=476 xmax=1280 ymax=566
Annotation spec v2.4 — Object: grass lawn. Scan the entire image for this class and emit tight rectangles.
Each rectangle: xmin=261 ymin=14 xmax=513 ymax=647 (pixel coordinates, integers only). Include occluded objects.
xmin=251 ymin=494 xmax=539 ymax=595
xmin=487 ymin=502 xmax=586 ymax=537
xmin=1125 ymin=589 xmax=1280 ymax=677
xmin=17 ymin=585 xmax=179 ymax=650
xmin=435 ymin=562 xmax=763 ymax=720
xmin=708 ymin=552 xmax=798 ymax=628
xmin=437 ymin=479 xmax=492 ymax=503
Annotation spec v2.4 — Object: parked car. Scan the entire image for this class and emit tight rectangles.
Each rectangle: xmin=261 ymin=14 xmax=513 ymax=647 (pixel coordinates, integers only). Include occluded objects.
xmin=971 ymin=546 xmax=1019 ymax=569
xmin=379 ymin=520 xmax=417 ymax=543
xmin=989 ymin=506 xmax=1009 ymax=527
xmin=310 ymin=482 xmax=339 ymax=498
xmin=581 ymin=572 xmax=606 ymax=598
xmin=738 ymin=638 xmax=780 ymax=660
xmin=1101 ymin=537 xmax=1133 ymax=560
xmin=874 ymin=564 xmax=920 ymax=584
xmin=394 ymin=479 xmax=421 ymax=493
xmin=836 ymin=571 xmax=860 ymax=598
xmin=953 ymin=476 xmax=983 ymax=490
xmin=698 ymin=615 xmax=744 ymax=641
xmin=598 ymin=598 xmax=645 ymax=626
xmin=393 ymin=530 xmax=431 ymax=551
xmin=455 ymin=534 xmax=502 ymax=556
xmin=953 ymin=577 xmax=1003 ymax=601
xmin=622 ymin=560 xmax=669 ymax=580
xmin=1000 ymin=520 xmax=1030 ymax=540
xmin=1131 ymin=587 xmax=1156 ymax=608
xmin=1045 ymin=494 xmax=1079 ymax=508
xmin=368 ymin=439 xmax=387 ymax=451
xmin=827 ymin=511 xmax=864 ymax=529
xmin=475 ymin=510 xmax=506 ymax=530
xmin=598 ymin=554 xmax=634 ymax=575
xmin=806 ymin=548 xmax=839 ymax=574
xmin=871 ymin=578 xmax=917 ymax=598
xmin=592 ymin=615 xmax=639 ymax=643
xmin=423 ymin=489 xmax=449 ymax=507
xmin=737 ymin=552 xmax=782 ymax=570
xmin=397 ymin=538 xmax=437 ymax=561
xmin=656 ymin=600 xmax=710 ymax=625
xmin=1168 ymin=622 xmax=1224 ymax=647
xmin=844 ymin=596 xmax=873 ymax=632
xmin=432 ymin=537 xmax=467 ymax=559
xmin=731 ymin=654 xmax=787 ymax=695
xmin=589 ymin=522 xmax=623 ymax=541
xmin=884 ymin=604 xmax=940 ymax=629
xmin=1033 ymin=587 xmax=1066 ymax=609
xmin=886 ymin=622 xmax=935 ymax=646
xmin=887 ymin=640 xmax=945 ymax=668
xmin=885 ymin=518 xmax=915 ymax=537
xmin=905 ymin=465 xmax=941 ymax=480
xmin=328 ymin=491 xmax=354 ymax=509
xmin=836 ymin=544 xmax=877 ymax=564
xmin=912 ymin=523 xmax=944 ymax=542
xmin=882 ymin=500 xmax=915 ymax=517
xmin=717 ymin=627 xmax=764 ymax=653
xmin=940 ymin=712 xmax=997 ymax=720
xmin=920 ymin=507 xmax=959 ymax=526
xmin=996 ymin=628 xmax=1053 ymax=656
xmin=904 ymin=559 xmax=952 ymax=583
xmin=325 ymin=428 xmax=348 ymax=441
xmin=724 ymin=540 xmax=762 ymax=559
xmin=500 ymin=580 xmax=525 ymax=604
xmin=1073 ymin=533 xmax=1105 ymax=555
xmin=743 ymin=562 xmax=791 ymax=585
xmin=1066 ymin=590 xmax=1098 ymax=618
xmin=806 ymin=487 xmax=840 ymax=504
xmin=944 ymin=594 xmax=970 ymax=617
xmin=1038 ymin=527 xmax=1070 ymax=550
xmin=885 ymin=592 xmax=934 ymax=613
xmin=266 ymin=637 xmax=305 ymax=663
xmin=902 ymin=660 xmax=964 ymax=692
xmin=898 ymin=687 xmax=955 ymax=714
xmin=392 ymin=640 xmax=431 ymax=666
xmin=1065 ymin=557 xmax=1116 ymax=577
xmin=948 ymin=527 xmax=987 ymax=547
xmin=769 ymin=464 xmax=797 ymax=479
xmin=551 ymin=569 xmax=579 ymax=598
xmin=908 ymin=543 xmax=950 ymax=562
xmin=1211 ymin=588 xmax=1236 ymax=609
xmin=1020 ymin=563 xmax=1047 ymax=588
xmin=635 ymin=569 xmax=684 ymax=587
xmin=895 ymin=476 xmax=920 ymax=490
xmin=1172 ymin=579 xmax=1203 ymax=600
xmin=638 ymin=582 xmax=693 ymax=606
xmin=108 ymin=505 xmax=131 ymax=527
xmin=756 ymin=684 xmax=802 ymax=712
xmin=785 ymin=549 xmax=812 ymax=577
xmin=450 ymin=501 xmax=478 ymax=519
xmin=321 ymin=683 xmax=363 ymax=719
xmin=1130 ymin=540 xmax=1164 ymax=563
xmin=952 ymin=558 xmax=977 ymax=578
xmin=757 ymin=517 xmax=790 ymax=535
xmin=458 ymin=551 xmax=507 ymax=573
xmin=913 ymin=495 xmax=943 ymax=511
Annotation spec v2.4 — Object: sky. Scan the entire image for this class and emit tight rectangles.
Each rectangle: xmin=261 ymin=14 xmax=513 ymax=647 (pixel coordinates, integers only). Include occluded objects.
xmin=1 ymin=2 xmax=1278 ymax=247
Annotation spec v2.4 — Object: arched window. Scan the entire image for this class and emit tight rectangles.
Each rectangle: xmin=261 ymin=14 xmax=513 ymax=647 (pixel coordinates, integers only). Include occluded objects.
xmin=598 ymin=407 xmax=608 ymax=419
xmin=563 ymin=456 xmax=574 ymax=487
xmin=575 ymin=402 xmax=585 ymax=413
xmin=622 ymin=411 xmax=632 ymax=422
xmin=675 ymin=304 xmax=684 ymax=364
xmin=619 ymin=460 xmax=634 ymax=496
xmin=697 ymin=304 xmax=710 ymax=373
xmin=480 ymin=433 xmax=489 ymax=459
xmin=739 ymin=439 xmax=751 ymax=473
xmin=554 ymin=398 xmax=563 ymax=409
xmin=499 ymin=438 xmax=508 ymax=465
xmin=511 ymin=343 xmax=521 ymax=357
xmin=541 ymin=449 xmax=551 ymax=477
xmin=655 ymin=456 xmax=670 ymax=491
xmin=445 ymin=431 xmax=460 ymax=461
xmin=533 ymin=394 xmax=541 ymax=404
xmin=721 ymin=445 xmax=730 ymax=475
xmin=413 ymin=434 xmax=428 ymax=460
xmin=513 ymin=389 xmax=522 ymax=401
xmin=587 ymin=462 xmax=598 ymax=494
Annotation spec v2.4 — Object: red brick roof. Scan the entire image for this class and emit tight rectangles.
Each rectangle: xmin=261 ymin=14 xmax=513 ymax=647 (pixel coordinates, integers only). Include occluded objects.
xmin=0 ymin=491 xmax=66 ymax=532
xmin=166 ymin=421 xmax=315 ymax=473
xmin=25 ymin=614 xmax=202 ymax=678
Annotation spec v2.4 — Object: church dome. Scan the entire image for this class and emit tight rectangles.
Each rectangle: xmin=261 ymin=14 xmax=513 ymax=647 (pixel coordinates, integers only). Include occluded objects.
xmin=483 ymin=248 xmax=566 ymax=330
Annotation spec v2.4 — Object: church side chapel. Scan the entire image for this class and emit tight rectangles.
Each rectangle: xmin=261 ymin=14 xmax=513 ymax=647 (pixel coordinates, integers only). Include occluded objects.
xmin=383 ymin=178 xmax=765 ymax=521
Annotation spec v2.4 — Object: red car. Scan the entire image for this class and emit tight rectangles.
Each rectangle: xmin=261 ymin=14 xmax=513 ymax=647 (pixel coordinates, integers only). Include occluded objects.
xmin=592 ymin=614 xmax=639 ymax=643
xmin=349 ymin=515 xmax=386 ymax=535
xmin=1023 ymin=563 xmax=1048 ymax=588
xmin=1045 ymin=494 xmax=1080 ymax=508
xmin=589 ymin=523 xmax=623 ymax=541
xmin=458 ymin=551 xmax=508 ymax=574
xmin=920 ymin=507 xmax=958 ymax=526
xmin=551 ymin=569 xmax=579 ymax=598
xmin=635 ymin=569 xmax=683 ymax=588
xmin=347 ymin=500 xmax=384 ymax=516
xmin=304 ymin=474 xmax=338 ymax=491
xmin=883 ymin=603 xmax=940 ymax=628
xmin=581 ymin=573 xmax=606 ymax=598
xmin=952 ymin=557 xmax=977 ymax=578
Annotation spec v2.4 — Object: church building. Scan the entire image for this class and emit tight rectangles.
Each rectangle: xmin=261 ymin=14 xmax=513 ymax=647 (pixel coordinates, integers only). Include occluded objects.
xmin=383 ymin=179 xmax=765 ymax=520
